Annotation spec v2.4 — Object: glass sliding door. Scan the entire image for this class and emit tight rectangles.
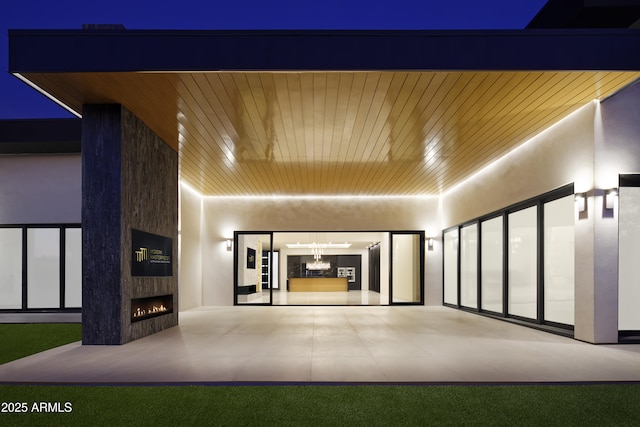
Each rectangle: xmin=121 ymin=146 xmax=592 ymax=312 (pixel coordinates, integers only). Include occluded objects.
xmin=443 ymin=228 xmax=459 ymax=305
xmin=0 ymin=228 xmax=23 ymax=309
xmin=390 ymin=232 xmax=424 ymax=304
xmin=543 ymin=195 xmax=574 ymax=325
xmin=460 ymin=224 xmax=478 ymax=309
xmin=235 ymin=232 xmax=273 ymax=305
xmin=65 ymin=228 xmax=83 ymax=308
xmin=481 ymin=216 xmax=503 ymax=313
xmin=508 ymin=207 xmax=537 ymax=319
xmin=619 ymin=186 xmax=640 ymax=331
xmin=27 ymin=228 xmax=60 ymax=309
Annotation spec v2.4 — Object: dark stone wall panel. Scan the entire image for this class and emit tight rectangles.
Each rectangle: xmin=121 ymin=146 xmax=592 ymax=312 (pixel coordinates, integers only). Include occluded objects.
xmin=82 ymin=104 xmax=178 ymax=345
xmin=120 ymin=107 xmax=178 ymax=344
xmin=82 ymin=104 xmax=123 ymax=345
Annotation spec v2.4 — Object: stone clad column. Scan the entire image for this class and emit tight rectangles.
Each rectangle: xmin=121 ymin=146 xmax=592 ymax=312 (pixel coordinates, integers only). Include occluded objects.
xmin=82 ymin=104 xmax=178 ymax=345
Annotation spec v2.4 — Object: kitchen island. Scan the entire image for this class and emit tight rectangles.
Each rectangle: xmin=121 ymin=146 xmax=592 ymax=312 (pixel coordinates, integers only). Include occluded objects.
xmin=289 ymin=277 xmax=348 ymax=292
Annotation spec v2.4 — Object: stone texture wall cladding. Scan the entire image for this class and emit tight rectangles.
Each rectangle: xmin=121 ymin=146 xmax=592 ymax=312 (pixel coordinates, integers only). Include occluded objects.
xmin=121 ymin=107 xmax=178 ymax=344
xmin=82 ymin=105 xmax=123 ymax=345
xmin=82 ymin=104 xmax=178 ymax=345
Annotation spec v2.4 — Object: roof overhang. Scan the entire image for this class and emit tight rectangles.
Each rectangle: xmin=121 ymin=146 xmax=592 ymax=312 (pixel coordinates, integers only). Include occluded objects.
xmin=8 ymin=29 xmax=640 ymax=196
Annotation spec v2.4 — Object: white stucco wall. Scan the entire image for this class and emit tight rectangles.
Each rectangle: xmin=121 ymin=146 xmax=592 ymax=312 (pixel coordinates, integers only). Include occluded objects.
xmin=179 ymin=183 xmax=203 ymax=311
xmin=593 ymin=81 xmax=640 ymax=343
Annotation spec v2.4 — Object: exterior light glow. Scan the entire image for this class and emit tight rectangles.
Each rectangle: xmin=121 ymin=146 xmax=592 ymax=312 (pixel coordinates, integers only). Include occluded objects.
xmin=14 ymin=73 xmax=82 ymax=118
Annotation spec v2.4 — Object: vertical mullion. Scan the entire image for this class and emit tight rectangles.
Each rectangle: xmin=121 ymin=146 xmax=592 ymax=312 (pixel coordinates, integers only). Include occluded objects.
xmin=22 ymin=227 xmax=28 ymax=311
xmin=60 ymin=227 xmax=66 ymax=309
xmin=269 ymin=232 xmax=273 ymax=306
xmin=502 ymin=213 xmax=509 ymax=318
xmin=233 ymin=230 xmax=239 ymax=306
xmin=537 ymin=201 xmax=545 ymax=324
xmin=476 ymin=221 xmax=482 ymax=312
xmin=420 ymin=230 xmax=425 ymax=305
xmin=456 ymin=226 xmax=461 ymax=308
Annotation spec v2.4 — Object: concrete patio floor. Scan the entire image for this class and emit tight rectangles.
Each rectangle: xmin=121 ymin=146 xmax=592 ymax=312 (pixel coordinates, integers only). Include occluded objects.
xmin=1 ymin=306 xmax=639 ymax=384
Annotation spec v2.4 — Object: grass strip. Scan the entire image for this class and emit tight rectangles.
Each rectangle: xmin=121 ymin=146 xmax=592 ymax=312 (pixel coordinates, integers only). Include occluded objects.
xmin=0 ymin=324 xmax=81 ymax=365
xmin=1 ymin=384 xmax=639 ymax=426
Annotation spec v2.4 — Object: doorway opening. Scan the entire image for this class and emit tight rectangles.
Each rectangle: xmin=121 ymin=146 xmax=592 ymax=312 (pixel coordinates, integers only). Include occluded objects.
xmin=233 ymin=231 xmax=424 ymax=306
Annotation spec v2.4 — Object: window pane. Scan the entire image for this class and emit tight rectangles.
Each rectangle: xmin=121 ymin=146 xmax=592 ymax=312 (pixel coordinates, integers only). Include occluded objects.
xmin=236 ymin=233 xmax=271 ymax=304
xmin=481 ymin=217 xmax=503 ymax=313
xmin=508 ymin=207 xmax=537 ymax=319
xmin=619 ymin=187 xmax=640 ymax=330
xmin=65 ymin=228 xmax=82 ymax=308
xmin=391 ymin=233 xmax=421 ymax=303
xmin=0 ymin=228 xmax=23 ymax=309
xmin=444 ymin=229 xmax=458 ymax=305
xmin=544 ymin=196 xmax=574 ymax=325
xmin=27 ymin=228 xmax=60 ymax=309
xmin=460 ymin=224 xmax=478 ymax=308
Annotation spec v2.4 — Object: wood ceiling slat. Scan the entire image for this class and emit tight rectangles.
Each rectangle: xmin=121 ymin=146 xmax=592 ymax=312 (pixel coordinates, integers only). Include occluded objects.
xmin=349 ymin=73 xmax=395 ymax=193
xmin=22 ymin=70 xmax=640 ymax=196
xmin=370 ymin=74 xmax=450 ymax=191
xmin=180 ymin=73 xmax=251 ymax=194
xmin=366 ymin=72 xmax=409 ymax=163
xmin=451 ymin=72 xmax=598 ymax=174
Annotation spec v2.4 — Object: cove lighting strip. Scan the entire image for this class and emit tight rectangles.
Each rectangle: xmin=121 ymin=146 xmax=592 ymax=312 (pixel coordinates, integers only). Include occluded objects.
xmin=14 ymin=73 xmax=82 ymax=118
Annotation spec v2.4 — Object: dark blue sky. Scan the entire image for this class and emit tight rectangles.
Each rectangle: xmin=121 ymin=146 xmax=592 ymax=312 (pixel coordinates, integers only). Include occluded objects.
xmin=1 ymin=0 xmax=547 ymax=119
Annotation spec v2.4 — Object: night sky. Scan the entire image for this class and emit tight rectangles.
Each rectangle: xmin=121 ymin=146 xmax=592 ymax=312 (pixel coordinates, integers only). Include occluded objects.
xmin=1 ymin=0 xmax=547 ymax=119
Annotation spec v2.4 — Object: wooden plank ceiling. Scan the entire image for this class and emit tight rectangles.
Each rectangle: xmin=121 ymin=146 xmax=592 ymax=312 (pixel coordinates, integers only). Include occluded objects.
xmin=23 ymin=71 xmax=640 ymax=196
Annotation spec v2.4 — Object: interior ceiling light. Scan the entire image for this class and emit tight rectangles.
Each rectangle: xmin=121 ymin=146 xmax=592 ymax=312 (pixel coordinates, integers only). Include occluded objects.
xmin=285 ymin=243 xmax=351 ymax=249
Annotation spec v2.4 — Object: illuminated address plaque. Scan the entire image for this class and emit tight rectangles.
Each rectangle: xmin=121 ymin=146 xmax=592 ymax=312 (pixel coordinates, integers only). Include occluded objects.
xmin=131 ymin=229 xmax=173 ymax=277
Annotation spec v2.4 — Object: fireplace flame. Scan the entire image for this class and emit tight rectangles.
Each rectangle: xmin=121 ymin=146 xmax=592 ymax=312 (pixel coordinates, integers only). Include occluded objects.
xmin=133 ymin=304 xmax=168 ymax=318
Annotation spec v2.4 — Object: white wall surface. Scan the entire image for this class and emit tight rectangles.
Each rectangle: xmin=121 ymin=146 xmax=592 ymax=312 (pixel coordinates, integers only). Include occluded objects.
xmin=596 ymin=81 xmax=640 ymax=342
xmin=0 ymin=154 xmax=81 ymax=224
xmin=179 ymin=184 xmax=203 ymax=311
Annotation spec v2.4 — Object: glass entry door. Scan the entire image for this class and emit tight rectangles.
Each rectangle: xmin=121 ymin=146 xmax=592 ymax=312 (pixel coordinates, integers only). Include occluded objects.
xmin=390 ymin=231 xmax=424 ymax=304
xmin=234 ymin=231 xmax=273 ymax=305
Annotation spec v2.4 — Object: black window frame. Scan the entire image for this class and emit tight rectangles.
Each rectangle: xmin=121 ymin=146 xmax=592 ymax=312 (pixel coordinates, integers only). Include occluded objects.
xmin=442 ymin=183 xmax=575 ymax=337
xmin=0 ymin=223 xmax=82 ymax=313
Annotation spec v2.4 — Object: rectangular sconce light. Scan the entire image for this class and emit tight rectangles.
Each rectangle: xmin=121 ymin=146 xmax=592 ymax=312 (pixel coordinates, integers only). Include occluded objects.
xmin=427 ymin=237 xmax=434 ymax=251
xmin=226 ymin=239 xmax=232 ymax=251
xmin=605 ymin=188 xmax=618 ymax=210
xmin=575 ymin=193 xmax=586 ymax=213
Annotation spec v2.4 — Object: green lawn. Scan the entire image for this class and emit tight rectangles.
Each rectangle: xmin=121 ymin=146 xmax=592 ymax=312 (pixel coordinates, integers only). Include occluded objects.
xmin=1 ymin=324 xmax=639 ymax=425
xmin=1 ymin=384 xmax=640 ymax=426
xmin=0 ymin=323 xmax=81 ymax=365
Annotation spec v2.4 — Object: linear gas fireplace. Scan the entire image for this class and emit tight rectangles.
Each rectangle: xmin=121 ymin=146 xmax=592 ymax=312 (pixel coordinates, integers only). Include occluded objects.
xmin=131 ymin=294 xmax=174 ymax=323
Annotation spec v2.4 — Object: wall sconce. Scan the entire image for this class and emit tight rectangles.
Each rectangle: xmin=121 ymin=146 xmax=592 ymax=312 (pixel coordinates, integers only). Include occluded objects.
xmin=604 ymin=188 xmax=618 ymax=210
xmin=226 ymin=238 xmax=233 ymax=251
xmin=575 ymin=193 xmax=586 ymax=213
xmin=426 ymin=237 xmax=435 ymax=251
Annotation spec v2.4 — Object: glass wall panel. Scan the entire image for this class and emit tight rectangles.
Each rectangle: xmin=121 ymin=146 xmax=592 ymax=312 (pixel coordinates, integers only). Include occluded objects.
xmin=544 ymin=196 xmax=574 ymax=325
xmin=0 ymin=228 xmax=23 ymax=309
xmin=508 ymin=207 xmax=537 ymax=319
xmin=27 ymin=228 xmax=60 ymax=309
xmin=65 ymin=228 xmax=82 ymax=308
xmin=443 ymin=229 xmax=459 ymax=305
xmin=460 ymin=224 xmax=478 ymax=309
xmin=391 ymin=233 xmax=421 ymax=303
xmin=619 ymin=187 xmax=640 ymax=330
xmin=481 ymin=217 xmax=503 ymax=313
xmin=236 ymin=233 xmax=272 ymax=305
